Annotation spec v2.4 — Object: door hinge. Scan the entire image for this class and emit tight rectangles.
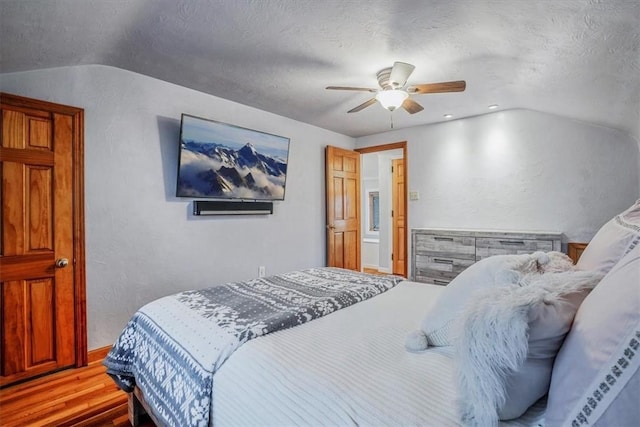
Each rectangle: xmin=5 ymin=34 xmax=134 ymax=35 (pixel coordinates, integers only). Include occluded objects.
xmin=392 ymin=253 xmax=394 ymax=261
xmin=391 ymin=210 xmax=394 ymax=218
xmin=391 ymin=165 xmax=394 ymax=173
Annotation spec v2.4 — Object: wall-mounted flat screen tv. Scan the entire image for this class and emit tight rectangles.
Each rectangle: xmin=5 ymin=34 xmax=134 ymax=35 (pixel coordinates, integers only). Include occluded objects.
xmin=176 ymin=114 xmax=290 ymax=200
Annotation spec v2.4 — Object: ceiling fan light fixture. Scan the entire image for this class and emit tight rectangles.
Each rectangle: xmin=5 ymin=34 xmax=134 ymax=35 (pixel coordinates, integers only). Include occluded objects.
xmin=326 ymin=62 xmax=465 ymax=115
xmin=376 ymin=89 xmax=408 ymax=111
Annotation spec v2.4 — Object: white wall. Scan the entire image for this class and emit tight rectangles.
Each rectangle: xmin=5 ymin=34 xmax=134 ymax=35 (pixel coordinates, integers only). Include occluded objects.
xmin=361 ymin=153 xmax=379 ymax=269
xmin=361 ymin=153 xmax=379 ymax=241
xmin=376 ymin=149 xmax=404 ymax=273
xmin=1 ymin=65 xmax=354 ymax=349
xmin=361 ymin=242 xmax=379 ymax=270
xmin=637 ymin=124 xmax=640 ymax=189
xmin=356 ymin=109 xmax=640 ymax=276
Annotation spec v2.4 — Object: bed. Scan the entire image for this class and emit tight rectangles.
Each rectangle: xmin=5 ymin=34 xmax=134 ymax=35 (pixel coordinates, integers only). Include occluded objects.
xmin=105 ymin=201 xmax=640 ymax=427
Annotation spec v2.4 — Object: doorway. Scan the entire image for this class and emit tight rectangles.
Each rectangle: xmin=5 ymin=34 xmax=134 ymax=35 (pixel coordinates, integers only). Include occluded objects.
xmin=356 ymin=142 xmax=407 ymax=277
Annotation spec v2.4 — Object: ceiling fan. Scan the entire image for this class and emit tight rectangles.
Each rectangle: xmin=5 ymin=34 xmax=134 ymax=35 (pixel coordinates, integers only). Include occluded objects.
xmin=326 ymin=62 xmax=466 ymax=114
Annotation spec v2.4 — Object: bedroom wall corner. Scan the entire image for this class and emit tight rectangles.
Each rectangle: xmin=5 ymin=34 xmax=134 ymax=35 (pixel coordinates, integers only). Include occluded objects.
xmin=0 ymin=65 xmax=355 ymax=349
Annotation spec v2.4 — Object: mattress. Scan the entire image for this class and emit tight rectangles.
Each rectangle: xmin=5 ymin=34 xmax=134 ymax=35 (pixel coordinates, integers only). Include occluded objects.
xmin=211 ymin=280 xmax=546 ymax=426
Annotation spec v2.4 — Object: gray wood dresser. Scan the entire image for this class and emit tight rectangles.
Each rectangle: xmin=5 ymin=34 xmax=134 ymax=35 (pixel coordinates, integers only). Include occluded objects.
xmin=411 ymin=228 xmax=563 ymax=285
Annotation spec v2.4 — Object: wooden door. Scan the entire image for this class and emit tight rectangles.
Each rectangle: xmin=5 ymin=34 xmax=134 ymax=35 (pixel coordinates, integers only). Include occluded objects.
xmin=0 ymin=93 xmax=86 ymax=386
xmin=325 ymin=146 xmax=360 ymax=271
xmin=392 ymin=158 xmax=406 ymax=276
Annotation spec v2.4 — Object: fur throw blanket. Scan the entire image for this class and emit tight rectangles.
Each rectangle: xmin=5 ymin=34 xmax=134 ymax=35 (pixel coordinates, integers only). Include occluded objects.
xmin=405 ymin=251 xmax=575 ymax=352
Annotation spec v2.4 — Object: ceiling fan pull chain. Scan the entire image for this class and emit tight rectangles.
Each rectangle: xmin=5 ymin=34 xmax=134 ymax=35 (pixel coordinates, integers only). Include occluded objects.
xmin=390 ymin=112 xmax=394 ymax=129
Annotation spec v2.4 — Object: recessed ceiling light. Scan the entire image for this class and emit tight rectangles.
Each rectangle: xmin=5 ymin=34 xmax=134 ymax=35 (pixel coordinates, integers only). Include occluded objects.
xmin=444 ymin=114 xmax=453 ymax=119
xmin=488 ymin=104 xmax=499 ymax=110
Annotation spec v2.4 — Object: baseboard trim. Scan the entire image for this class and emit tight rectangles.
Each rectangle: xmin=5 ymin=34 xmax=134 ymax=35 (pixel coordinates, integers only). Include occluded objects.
xmin=88 ymin=345 xmax=111 ymax=363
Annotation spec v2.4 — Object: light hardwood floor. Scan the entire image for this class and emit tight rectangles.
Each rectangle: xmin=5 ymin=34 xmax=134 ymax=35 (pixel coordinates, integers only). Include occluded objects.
xmin=0 ymin=350 xmax=153 ymax=427
xmin=363 ymin=267 xmax=387 ymax=275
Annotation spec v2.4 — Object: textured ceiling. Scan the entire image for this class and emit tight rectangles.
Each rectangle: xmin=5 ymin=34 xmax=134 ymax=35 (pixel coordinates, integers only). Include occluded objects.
xmin=1 ymin=0 xmax=639 ymax=140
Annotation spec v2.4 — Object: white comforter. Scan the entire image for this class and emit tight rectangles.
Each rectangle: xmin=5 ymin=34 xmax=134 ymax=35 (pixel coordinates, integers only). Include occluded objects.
xmin=211 ymin=281 xmax=546 ymax=426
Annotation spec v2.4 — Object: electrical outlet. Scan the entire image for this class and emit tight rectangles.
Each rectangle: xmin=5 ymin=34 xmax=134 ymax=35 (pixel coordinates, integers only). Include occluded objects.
xmin=259 ymin=266 xmax=266 ymax=277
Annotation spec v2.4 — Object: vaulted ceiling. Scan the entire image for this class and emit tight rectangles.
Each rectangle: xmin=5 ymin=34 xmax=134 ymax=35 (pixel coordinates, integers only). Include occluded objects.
xmin=1 ymin=0 xmax=639 ymax=140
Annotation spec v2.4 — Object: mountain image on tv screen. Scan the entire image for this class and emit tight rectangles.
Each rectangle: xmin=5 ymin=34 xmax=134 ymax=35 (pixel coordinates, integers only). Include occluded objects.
xmin=176 ymin=114 xmax=290 ymax=200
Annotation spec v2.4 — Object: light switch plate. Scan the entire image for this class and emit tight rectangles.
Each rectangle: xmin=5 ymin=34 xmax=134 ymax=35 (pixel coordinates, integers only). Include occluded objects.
xmin=409 ymin=191 xmax=420 ymax=200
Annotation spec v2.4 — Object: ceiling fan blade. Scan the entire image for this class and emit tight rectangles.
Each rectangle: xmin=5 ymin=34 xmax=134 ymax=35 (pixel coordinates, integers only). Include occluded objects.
xmin=348 ymin=98 xmax=377 ymax=113
xmin=409 ymin=80 xmax=466 ymax=94
xmin=402 ymin=98 xmax=424 ymax=114
xmin=389 ymin=62 xmax=415 ymax=88
xmin=326 ymin=86 xmax=377 ymax=92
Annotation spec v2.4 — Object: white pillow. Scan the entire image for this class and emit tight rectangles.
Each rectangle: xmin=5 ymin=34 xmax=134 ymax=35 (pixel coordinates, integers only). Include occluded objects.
xmin=576 ymin=199 xmax=640 ymax=273
xmin=546 ymin=243 xmax=640 ymax=427
xmin=454 ymin=270 xmax=603 ymax=426
xmin=405 ymin=252 xmax=570 ymax=351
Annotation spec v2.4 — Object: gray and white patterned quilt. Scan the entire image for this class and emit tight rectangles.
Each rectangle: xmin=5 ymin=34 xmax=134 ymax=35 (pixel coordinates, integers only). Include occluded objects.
xmin=104 ymin=267 xmax=402 ymax=427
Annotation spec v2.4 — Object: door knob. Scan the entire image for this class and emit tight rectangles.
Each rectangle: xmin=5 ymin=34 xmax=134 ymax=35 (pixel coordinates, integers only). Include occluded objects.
xmin=326 ymin=224 xmax=335 ymax=230
xmin=55 ymin=258 xmax=69 ymax=268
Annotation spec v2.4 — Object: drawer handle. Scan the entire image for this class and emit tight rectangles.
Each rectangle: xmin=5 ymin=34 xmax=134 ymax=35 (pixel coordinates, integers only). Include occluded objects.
xmin=433 ymin=279 xmax=449 ymax=285
xmin=433 ymin=258 xmax=454 ymax=264
xmin=499 ymin=240 xmax=525 ymax=245
xmin=434 ymin=237 xmax=454 ymax=242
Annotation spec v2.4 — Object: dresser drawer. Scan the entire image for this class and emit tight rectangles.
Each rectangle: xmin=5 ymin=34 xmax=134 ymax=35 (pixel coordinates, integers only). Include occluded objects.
xmin=475 ymin=237 xmax=554 ymax=260
xmin=413 ymin=234 xmax=475 ymax=259
xmin=414 ymin=254 xmax=474 ymax=284
xmin=413 ymin=274 xmax=453 ymax=286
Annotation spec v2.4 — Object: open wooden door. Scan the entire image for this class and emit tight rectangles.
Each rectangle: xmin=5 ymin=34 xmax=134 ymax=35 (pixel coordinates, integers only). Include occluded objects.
xmin=325 ymin=146 xmax=361 ymax=271
xmin=392 ymin=158 xmax=406 ymax=276
xmin=0 ymin=93 xmax=86 ymax=386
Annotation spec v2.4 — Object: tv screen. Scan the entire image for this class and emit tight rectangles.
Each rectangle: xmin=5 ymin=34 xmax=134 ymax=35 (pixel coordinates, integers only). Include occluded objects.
xmin=176 ymin=114 xmax=290 ymax=200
